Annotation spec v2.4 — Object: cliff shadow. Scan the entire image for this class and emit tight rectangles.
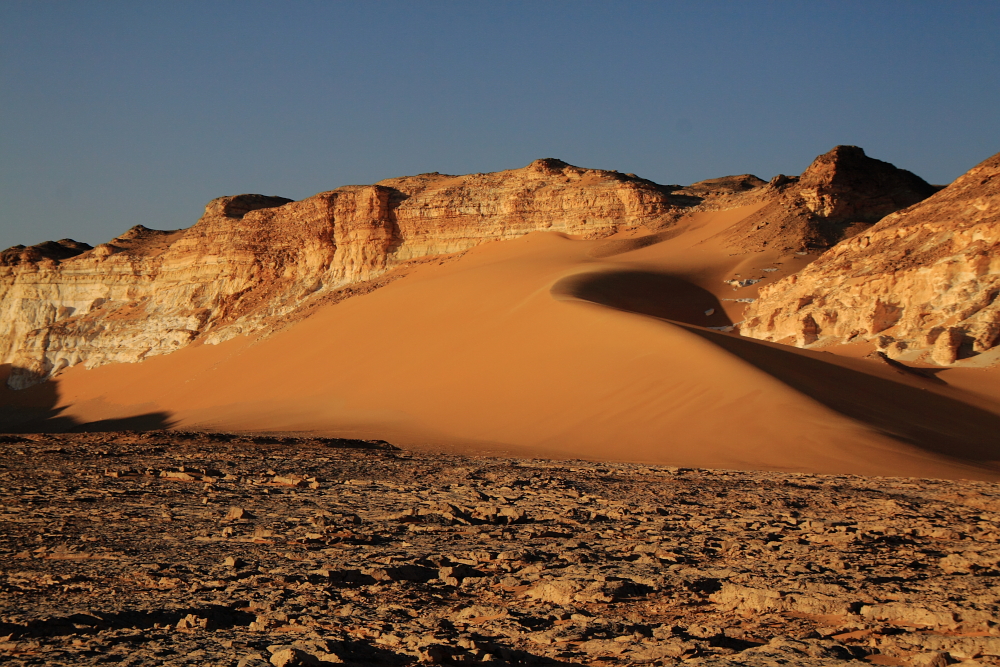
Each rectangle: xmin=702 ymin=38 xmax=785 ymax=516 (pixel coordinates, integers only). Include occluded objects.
xmin=552 ymin=269 xmax=733 ymax=328
xmin=683 ymin=330 xmax=1000 ymax=463
xmin=384 ymin=187 xmax=409 ymax=255
xmin=0 ymin=364 xmax=174 ymax=433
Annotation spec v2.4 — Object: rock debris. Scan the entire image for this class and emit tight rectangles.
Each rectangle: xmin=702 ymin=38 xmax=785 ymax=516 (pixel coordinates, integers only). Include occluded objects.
xmin=1 ymin=431 xmax=998 ymax=666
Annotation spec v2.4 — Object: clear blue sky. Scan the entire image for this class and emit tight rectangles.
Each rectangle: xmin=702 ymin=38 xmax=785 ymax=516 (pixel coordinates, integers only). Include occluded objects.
xmin=2 ymin=1 xmax=999 ymax=249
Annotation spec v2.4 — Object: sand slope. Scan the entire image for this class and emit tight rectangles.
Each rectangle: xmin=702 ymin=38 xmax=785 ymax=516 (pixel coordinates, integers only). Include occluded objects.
xmin=6 ymin=205 xmax=999 ymax=479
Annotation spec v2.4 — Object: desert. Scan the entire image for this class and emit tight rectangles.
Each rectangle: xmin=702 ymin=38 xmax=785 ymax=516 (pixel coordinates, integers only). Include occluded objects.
xmin=2 ymin=142 xmax=1000 ymax=666
xmin=6 ymin=3 xmax=1000 ymax=664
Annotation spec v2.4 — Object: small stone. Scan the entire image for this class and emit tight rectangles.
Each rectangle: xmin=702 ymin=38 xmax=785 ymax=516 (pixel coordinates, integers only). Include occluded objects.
xmin=909 ymin=652 xmax=950 ymax=667
xmin=161 ymin=471 xmax=199 ymax=481
xmin=237 ymin=654 xmax=270 ymax=667
xmin=268 ymin=646 xmax=319 ymax=666
xmin=226 ymin=506 xmax=248 ymax=520
xmin=175 ymin=613 xmax=210 ymax=631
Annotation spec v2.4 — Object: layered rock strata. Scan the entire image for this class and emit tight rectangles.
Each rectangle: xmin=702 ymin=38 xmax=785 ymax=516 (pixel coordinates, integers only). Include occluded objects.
xmin=742 ymin=151 xmax=1000 ymax=365
xmin=0 ymin=161 xmax=684 ymax=388
xmin=0 ymin=151 xmax=934 ymax=388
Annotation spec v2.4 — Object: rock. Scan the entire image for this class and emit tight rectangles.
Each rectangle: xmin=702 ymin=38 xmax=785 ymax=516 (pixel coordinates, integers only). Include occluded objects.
xmin=909 ymin=652 xmax=951 ymax=667
xmin=225 ymin=506 xmax=248 ymax=520
xmin=931 ymin=327 xmax=964 ymax=365
xmin=859 ymin=603 xmax=958 ymax=630
xmin=717 ymin=145 xmax=936 ymax=253
xmin=175 ymin=613 xmax=211 ymax=630
xmin=742 ymin=150 xmax=1000 ymax=363
xmin=3 ymin=432 xmax=1000 ymax=667
xmin=710 ymin=583 xmax=855 ymax=617
xmin=160 ymin=471 xmax=199 ymax=481
xmin=268 ymin=646 xmax=320 ymax=666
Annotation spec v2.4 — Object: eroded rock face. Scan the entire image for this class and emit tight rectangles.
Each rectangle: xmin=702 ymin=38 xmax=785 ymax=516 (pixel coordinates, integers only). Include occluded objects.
xmin=0 ymin=239 xmax=93 ymax=266
xmin=715 ymin=145 xmax=938 ymax=252
xmin=741 ymin=151 xmax=1000 ymax=364
xmin=0 ymin=161 xmax=684 ymax=387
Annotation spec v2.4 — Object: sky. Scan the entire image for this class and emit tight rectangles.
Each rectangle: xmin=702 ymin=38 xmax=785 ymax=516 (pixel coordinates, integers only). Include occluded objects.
xmin=2 ymin=1 xmax=999 ymax=249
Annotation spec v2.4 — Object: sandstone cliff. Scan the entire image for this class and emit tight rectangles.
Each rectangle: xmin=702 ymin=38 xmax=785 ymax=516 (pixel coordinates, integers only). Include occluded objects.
xmin=0 ymin=152 xmax=935 ymax=388
xmin=741 ymin=151 xmax=1000 ymax=365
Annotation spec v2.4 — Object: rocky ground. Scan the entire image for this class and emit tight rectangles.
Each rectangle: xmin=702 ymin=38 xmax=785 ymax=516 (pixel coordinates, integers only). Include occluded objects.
xmin=1 ymin=432 xmax=999 ymax=666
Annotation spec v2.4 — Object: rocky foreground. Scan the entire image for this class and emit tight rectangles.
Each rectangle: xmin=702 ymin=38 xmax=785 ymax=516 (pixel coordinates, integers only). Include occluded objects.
xmin=1 ymin=433 xmax=999 ymax=667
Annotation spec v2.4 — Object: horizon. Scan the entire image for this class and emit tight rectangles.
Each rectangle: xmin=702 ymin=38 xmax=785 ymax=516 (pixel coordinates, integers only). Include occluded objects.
xmin=3 ymin=0 xmax=999 ymax=249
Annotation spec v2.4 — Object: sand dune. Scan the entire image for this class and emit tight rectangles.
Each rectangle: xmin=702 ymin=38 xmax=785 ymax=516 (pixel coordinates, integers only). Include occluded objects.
xmin=6 ymin=204 xmax=999 ymax=480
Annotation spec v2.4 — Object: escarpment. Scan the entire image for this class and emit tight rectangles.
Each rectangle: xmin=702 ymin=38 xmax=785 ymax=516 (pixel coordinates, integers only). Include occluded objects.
xmin=741 ymin=151 xmax=1000 ymax=365
xmin=0 ymin=151 xmax=939 ymax=388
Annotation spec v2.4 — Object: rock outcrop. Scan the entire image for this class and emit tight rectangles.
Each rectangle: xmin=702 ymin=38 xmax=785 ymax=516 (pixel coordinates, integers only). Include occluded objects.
xmin=741 ymin=151 xmax=1000 ymax=364
xmin=0 ymin=239 xmax=93 ymax=265
xmin=0 ymin=151 xmax=936 ymax=388
xmin=713 ymin=145 xmax=938 ymax=253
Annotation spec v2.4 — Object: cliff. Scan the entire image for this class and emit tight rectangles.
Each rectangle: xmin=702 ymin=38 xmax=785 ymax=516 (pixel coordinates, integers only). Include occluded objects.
xmin=741 ymin=151 xmax=1000 ymax=365
xmin=712 ymin=145 xmax=938 ymax=253
xmin=0 ymin=160 xmax=687 ymax=388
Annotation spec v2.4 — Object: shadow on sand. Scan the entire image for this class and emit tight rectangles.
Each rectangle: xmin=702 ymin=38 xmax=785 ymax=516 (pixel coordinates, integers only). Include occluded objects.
xmin=553 ymin=269 xmax=733 ymax=328
xmin=0 ymin=364 xmax=174 ymax=433
xmin=559 ymin=271 xmax=1000 ymax=465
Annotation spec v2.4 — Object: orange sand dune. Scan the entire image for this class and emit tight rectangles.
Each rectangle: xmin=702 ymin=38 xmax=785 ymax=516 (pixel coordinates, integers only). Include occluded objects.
xmin=6 ymin=204 xmax=999 ymax=479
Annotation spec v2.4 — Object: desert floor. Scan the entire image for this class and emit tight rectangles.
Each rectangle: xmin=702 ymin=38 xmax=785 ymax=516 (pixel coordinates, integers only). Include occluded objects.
xmin=1 ymin=431 xmax=998 ymax=666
